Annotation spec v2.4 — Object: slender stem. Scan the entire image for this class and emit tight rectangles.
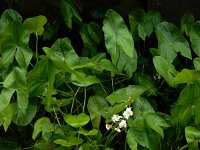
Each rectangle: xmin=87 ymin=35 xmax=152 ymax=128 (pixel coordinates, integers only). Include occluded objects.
xmin=70 ymin=87 xmax=80 ymax=114
xmin=111 ymin=75 xmax=114 ymax=92
xmin=53 ymin=107 xmax=61 ymax=126
xmin=35 ymin=33 xmax=39 ymax=62
xmin=99 ymin=82 xmax=108 ymax=96
xmin=83 ymin=87 xmax=86 ymax=113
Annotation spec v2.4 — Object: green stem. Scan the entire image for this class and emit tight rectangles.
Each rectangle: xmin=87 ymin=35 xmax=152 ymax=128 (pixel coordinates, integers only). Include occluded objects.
xmin=70 ymin=87 xmax=80 ymax=114
xmin=35 ymin=33 xmax=39 ymax=62
xmin=83 ymin=87 xmax=86 ymax=113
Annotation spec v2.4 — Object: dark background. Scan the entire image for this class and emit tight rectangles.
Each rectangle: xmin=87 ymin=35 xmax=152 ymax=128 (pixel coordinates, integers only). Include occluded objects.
xmin=1 ymin=0 xmax=200 ymax=25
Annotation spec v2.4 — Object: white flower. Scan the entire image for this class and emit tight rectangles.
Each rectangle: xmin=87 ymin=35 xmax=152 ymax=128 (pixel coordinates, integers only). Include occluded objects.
xmin=114 ymin=127 xmax=121 ymax=132
xmin=123 ymin=107 xmax=133 ymax=119
xmin=105 ymin=124 xmax=112 ymax=130
xmin=111 ymin=114 xmax=122 ymax=123
xmin=119 ymin=120 xmax=127 ymax=128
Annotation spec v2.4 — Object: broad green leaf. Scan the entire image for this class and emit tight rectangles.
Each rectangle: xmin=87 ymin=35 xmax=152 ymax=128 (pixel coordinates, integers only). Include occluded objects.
xmin=11 ymin=102 xmax=37 ymax=126
xmin=0 ymin=105 xmax=13 ymax=131
xmin=77 ymin=128 xmax=98 ymax=136
xmin=87 ymin=95 xmax=109 ymax=127
xmin=190 ymin=21 xmax=200 ymax=57
xmin=153 ymin=56 xmax=178 ymax=87
xmin=60 ymin=0 xmax=82 ymax=29
xmin=32 ymin=117 xmax=55 ymax=141
xmin=130 ymin=117 xmax=162 ymax=150
xmin=0 ymin=88 xmax=15 ymax=112
xmin=1 ymin=9 xmax=22 ymax=22
xmin=103 ymin=9 xmax=137 ymax=78
xmin=156 ymin=22 xmax=192 ymax=63
xmin=171 ymin=81 xmax=200 ymax=126
xmin=23 ymin=15 xmax=47 ymax=35
xmin=193 ymin=57 xmax=200 ymax=71
xmin=146 ymin=10 xmax=162 ymax=29
xmin=80 ymin=22 xmax=102 ymax=56
xmin=127 ymin=129 xmax=137 ymax=150
xmin=100 ymin=59 xmax=121 ymax=76
xmin=71 ymin=70 xmax=100 ymax=87
xmin=172 ymin=69 xmax=200 ymax=85
xmin=54 ymin=137 xmax=83 ymax=147
xmin=105 ymin=103 xmax=127 ymax=119
xmin=2 ymin=67 xmax=29 ymax=113
xmin=64 ymin=113 xmax=90 ymax=128
xmin=145 ymin=113 xmax=169 ymax=138
xmin=181 ymin=11 xmax=194 ymax=36
xmin=185 ymin=126 xmax=200 ymax=143
xmin=106 ymin=85 xmax=146 ymax=105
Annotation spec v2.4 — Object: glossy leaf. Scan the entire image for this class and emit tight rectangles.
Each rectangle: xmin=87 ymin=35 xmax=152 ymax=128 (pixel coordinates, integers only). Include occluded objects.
xmin=103 ymin=9 xmax=137 ymax=78
xmin=156 ymin=22 xmax=192 ymax=63
xmin=190 ymin=21 xmax=200 ymax=57
xmin=172 ymin=69 xmax=200 ymax=85
xmin=87 ymin=95 xmax=109 ymax=127
xmin=54 ymin=137 xmax=83 ymax=147
xmin=181 ymin=11 xmax=194 ymax=36
xmin=60 ymin=0 xmax=82 ymax=29
xmin=77 ymin=128 xmax=98 ymax=136
xmin=64 ymin=113 xmax=90 ymax=128
xmin=153 ymin=56 xmax=178 ymax=87
xmin=106 ymin=85 xmax=146 ymax=105
xmin=0 ymin=105 xmax=13 ymax=131
xmin=23 ymin=15 xmax=47 ymax=35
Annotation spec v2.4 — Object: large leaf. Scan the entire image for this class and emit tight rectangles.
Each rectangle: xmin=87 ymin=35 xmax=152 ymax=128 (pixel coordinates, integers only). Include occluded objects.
xmin=172 ymin=69 xmax=200 ymax=85
xmin=0 ymin=105 xmax=13 ymax=131
xmin=181 ymin=11 xmax=194 ymax=36
xmin=153 ymin=56 xmax=178 ymax=87
xmin=32 ymin=117 xmax=55 ymax=141
xmin=106 ymin=85 xmax=146 ymax=105
xmin=103 ymin=9 xmax=137 ymax=78
xmin=1 ymin=67 xmax=29 ymax=113
xmin=156 ymin=22 xmax=192 ymax=63
xmin=23 ymin=15 xmax=47 ymax=35
xmin=87 ymin=95 xmax=109 ymax=128
xmin=171 ymin=81 xmax=200 ymax=126
xmin=60 ymin=0 xmax=82 ymax=29
xmin=190 ymin=21 xmax=200 ymax=57
xmin=193 ymin=57 xmax=200 ymax=71
xmin=64 ymin=113 xmax=90 ymax=128
xmin=127 ymin=129 xmax=137 ymax=150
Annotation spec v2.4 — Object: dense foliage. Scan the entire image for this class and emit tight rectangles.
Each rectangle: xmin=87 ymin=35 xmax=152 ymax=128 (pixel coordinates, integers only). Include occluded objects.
xmin=1 ymin=0 xmax=200 ymax=149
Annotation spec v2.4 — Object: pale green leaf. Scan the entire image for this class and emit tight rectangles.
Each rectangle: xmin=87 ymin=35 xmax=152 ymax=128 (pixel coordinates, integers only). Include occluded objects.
xmin=194 ymin=57 xmax=200 ymax=71
xmin=0 ymin=105 xmax=13 ymax=131
xmin=54 ymin=137 xmax=83 ymax=147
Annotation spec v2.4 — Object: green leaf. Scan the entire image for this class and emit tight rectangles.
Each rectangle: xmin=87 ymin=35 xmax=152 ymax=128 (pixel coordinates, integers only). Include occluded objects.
xmin=0 ymin=105 xmax=13 ymax=131
xmin=1 ymin=9 xmax=22 ymax=22
xmin=171 ymin=81 xmax=200 ymax=126
xmin=77 ymin=128 xmax=98 ymax=136
xmin=2 ymin=67 xmax=29 ymax=113
xmin=103 ymin=9 xmax=137 ymax=78
xmin=190 ymin=21 xmax=200 ymax=57
xmin=127 ymin=129 xmax=137 ymax=150
xmin=60 ymin=0 xmax=82 ymax=29
xmin=172 ymin=69 xmax=200 ymax=85
xmin=181 ymin=11 xmax=194 ymax=36
xmin=100 ymin=59 xmax=121 ymax=76
xmin=32 ymin=117 xmax=55 ymax=141
xmin=193 ymin=57 xmax=200 ymax=71
xmin=153 ymin=56 xmax=178 ymax=87
xmin=146 ymin=10 xmax=162 ymax=29
xmin=106 ymin=85 xmax=146 ymax=105
xmin=23 ymin=15 xmax=47 ymax=35
xmin=64 ymin=113 xmax=90 ymax=128
xmin=185 ymin=126 xmax=200 ymax=150
xmin=54 ymin=137 xmax=83 ymax=147
xmin=156 ymin=22 xmax=192 ymax=63
xmin=11 ymin=102 xmax=37 ymax=126
xmin=0 ymin=88 xmax=15 ymax=112
xmin=71 ymin=70 xmax=100 ymax=87
xmin=87 ymin=95 xmax=109 ymax=128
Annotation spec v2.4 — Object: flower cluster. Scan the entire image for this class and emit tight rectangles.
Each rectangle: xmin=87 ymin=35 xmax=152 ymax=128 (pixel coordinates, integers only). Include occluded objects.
xmin=105 ymin=107 xmax=133 ymax=132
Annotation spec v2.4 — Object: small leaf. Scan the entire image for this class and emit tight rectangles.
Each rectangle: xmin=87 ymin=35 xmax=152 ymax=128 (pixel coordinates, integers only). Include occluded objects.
xmin=181 ymin=11 xmax=194 ymax=36
xmin=106 ymin=85 xmax=146 ymax=105
xmin=54 ymin=137 xmax=83 ymax=147
xmin=0 ymin=105 xmax=13 ymax=131
xmin=23 ymin=15 xmax=47 ymax=35
xmin=185 ymin=126 xmax=200 ymax=143
xmin=153 ymin=56 xmax=178 ymax=87
xmin=190 ymin=21 xmax=200 ymax=57
xmin=193 ymin=57 xmax=200 ymax=71
xmin=77 ymin=128 xmax=98 ymax=136
xmin=64 ymin=113 xmax=90 ymax=128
